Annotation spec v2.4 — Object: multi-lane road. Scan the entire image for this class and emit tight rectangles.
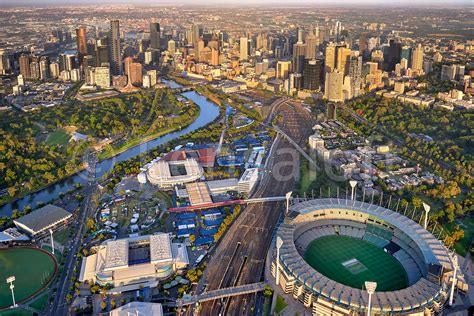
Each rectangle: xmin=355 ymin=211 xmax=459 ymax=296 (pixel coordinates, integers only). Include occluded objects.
xmin=48 ymin=153 xmax=98 ymax=316
xmin=196 ymin=99 xmax=315 ymax=315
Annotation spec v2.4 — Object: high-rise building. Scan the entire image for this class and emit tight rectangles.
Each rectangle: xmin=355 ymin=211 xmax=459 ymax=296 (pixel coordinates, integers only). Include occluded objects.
xmin=401 ymin=46 xmax=412 ymax=68
xmin=147 ymin=69 xmax=157 ymax=86
xmin=336 ymin=46 xmax=351 ymax=75
xmin=348 ymin=53 xmax=363 ymax=97
xmin=196 ymin=39 xmax=205 ymax=61
xmin=39 ymin=56 xmax=50 ymax=80
xmin=292 ymin=41 xmax=306 ymax=74
xmin=325 ymin=43 xmax=337 ymax=73
xmin=240 ymin=37 xmax=249 ymax=61
xmin=150 ymin=22 xmax=161 ymax=50
xmin=167 ymin=39 xmax=176 ymax=54
xmin=0 ymin=50 xmax=10 ymax=75
xmin=305 ymin=33 xmax=319 ymax=60
xmin=387 ymin=39 xmax=401 ymax=71
xmin=411 ymin=44 xmax=423 ymax=72
xmin=123 ymin=56 xmax=134 ymax=76
xmin=50 ymin=62 xmax=60 ymax=78
xmin=59 ymin=53 xmax=76 ymax=72
xmin=359 ymin=33 xmax=367 ymax=58
xmin=94 ymin=66 xmax=110 ymax=88
xmin=324 ymin=70 xmax=344 ymax=102
xmin=95 ymin=38 xmax=109 ymax=67
xmin=334 ymin=21 xmax=342 ymax=42
xmin=29 ymin=60 xmax=40 ymax=80
xmin=277 ymin=60 xmax=291 ymax=79
xmin=303 ymin=59 xmax=321 ymax=91
xmin=19 ymin=54 xmax=31 ymax=78
xmin=109 ymin=20 xmax=122 ymax=76
xmin=211 ymin=48 xmax=219 ymax=66
xmin=129 ymin=62 xmax=143 ymax=86
xmin=76 ymin=27 xmax=88 ymax=65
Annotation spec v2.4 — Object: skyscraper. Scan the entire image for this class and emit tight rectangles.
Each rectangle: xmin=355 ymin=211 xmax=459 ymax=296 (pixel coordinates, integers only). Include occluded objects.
xmin=324 ymin=70 xmax=344 ymax=102
xmin=168 ymin=39 xmax=176 ymax=54
xmin=109 ymin=20 xmax=122 ymax=76
xmin=277 ymin=60 xmax=291 ymax=79
xmin=348 ymin=53 xmax=363 ymax=97
xmin=303 ymin=59 xmax=321 ymax=91
xmin=150 ymin=22 xmax=161 ymax=50
xmin=305 ymin=32 xmax=319 ymax=60
xmin=76 ymin=27 xmax=88 ymax=65
xmin=0 ymin=50 xmax=10 ymax=75
xmin=240 ymin=37 xmax=249 ymax=61
xmin=39 ymin=56 xmax=50 ymax=80
xmin=325 ymin=44 xmax=337 ymax=73
xmin=292 ymin=41 xmax=306 ymax=74
xmin=336 ymin=46 xmax=351 ymax=75
xmin=387 ymin=39 xmax=401 ymax=71
xmin=411 ymin=44 xmax=424 ymax=72
xmin=359 ymin=33 xmax=367 ymax=58
xmin=19 ymin=54 xmax=30 ymax=78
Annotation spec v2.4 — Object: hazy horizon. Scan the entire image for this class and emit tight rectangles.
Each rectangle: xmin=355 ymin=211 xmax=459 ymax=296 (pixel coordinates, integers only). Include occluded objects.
xmin=1 ymin=0 xmax=473 ymax=7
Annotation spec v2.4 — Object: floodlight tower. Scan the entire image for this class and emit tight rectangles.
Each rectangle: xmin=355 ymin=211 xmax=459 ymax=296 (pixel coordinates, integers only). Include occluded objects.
xmin=276 ymin=236 xmax=284 ymax=286
xmin=49 ymin=229 xmax=55 ymax=254
xmin=285 ymin=191 xmax=292 ymax=215
xmin=349 ymin=180 xmax=358 ymax=201
xmin=422 ymin=202 xmax=431 ymax=230
xmin=6 ymin=276 xmax=16 ymax=307
xmin=365 ymin=281 xmax=377 ymax=316
xmin=449 ymin=253 xmax=458 ymax=306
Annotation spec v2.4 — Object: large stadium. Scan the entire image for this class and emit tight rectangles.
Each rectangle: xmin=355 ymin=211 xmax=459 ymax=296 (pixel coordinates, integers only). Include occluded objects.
xmin=271 ymin=198 xmax=459 ymax=315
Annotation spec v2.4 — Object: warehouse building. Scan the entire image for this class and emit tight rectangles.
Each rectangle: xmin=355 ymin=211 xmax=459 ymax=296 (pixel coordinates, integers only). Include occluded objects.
xmin=13 ymin=204 xmax=72 ymax=238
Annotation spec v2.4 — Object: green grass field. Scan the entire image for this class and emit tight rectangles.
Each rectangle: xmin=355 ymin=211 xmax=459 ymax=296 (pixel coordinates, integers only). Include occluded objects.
xmin=0 ymin=248 xmax=56 ymax=309
xmin=45 ymin=130 xmax=70 ymax=146
xmin=445 ymin=217 xmax=474 ymax=257
xmin=304 ymin=236 xmax=408 ymax=291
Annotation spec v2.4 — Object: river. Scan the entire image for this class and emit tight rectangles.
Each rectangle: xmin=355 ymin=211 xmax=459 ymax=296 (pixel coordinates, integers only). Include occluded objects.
xmin=0 ymin=87 xmax=220 ymax=216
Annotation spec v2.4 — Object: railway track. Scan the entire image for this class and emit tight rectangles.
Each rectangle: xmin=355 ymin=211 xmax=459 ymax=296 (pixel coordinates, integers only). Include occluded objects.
xmin=195 ymin=99 xmax=315 ymax=315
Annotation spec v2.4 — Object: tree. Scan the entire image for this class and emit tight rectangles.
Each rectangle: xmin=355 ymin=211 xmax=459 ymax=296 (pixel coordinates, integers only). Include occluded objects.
xmin=110 ymin=299 xmax=116 ymax=308
xmin=263 ymin=285 xmax=273 ymax=298
xmin=100 ymin=301 xmax=107 ymax=310
xmin=86 ymin=218 xmax=95 ymax=232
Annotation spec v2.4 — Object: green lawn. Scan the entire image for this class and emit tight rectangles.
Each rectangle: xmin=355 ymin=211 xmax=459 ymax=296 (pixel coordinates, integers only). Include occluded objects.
xmin=304 ymin=235 xmax=408 ymax=291
xmin=274 ymin=295 xmax=287 ymax=314
xmin=46 ymin=129 xmax=70 ymax=145
xmin=0 ymin=248 xmax=56 ymax=308
xmin=0 ymin=308 xmax=32 ymax=316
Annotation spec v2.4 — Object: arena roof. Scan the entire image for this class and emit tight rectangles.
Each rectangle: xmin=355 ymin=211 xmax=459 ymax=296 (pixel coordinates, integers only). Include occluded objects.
xmin=150 ymin=234 xmax=173 ymax=264
xmin=104 ymin=239 xmax=129 ymax=271
xmin=13 ymin=204 xmax=72 ymax=236
xmin=185 ymin=182 xmax=212 ymax=206
xmin=147 ymin=158 xmax=203 ymax=187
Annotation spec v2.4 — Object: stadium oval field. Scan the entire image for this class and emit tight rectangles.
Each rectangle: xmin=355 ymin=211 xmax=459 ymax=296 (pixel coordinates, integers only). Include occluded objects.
xmin=0 ymin=247 xmax=57 ymax=309
xmin=272 ymin=198 xmax=455 ymax=315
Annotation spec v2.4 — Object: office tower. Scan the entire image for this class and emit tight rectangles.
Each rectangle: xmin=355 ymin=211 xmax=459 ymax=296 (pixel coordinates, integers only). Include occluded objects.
xmin=433 ymin=52 xmax=443 ymax=63
xmin=50 ymin=62 xmax=60 ymax=78
xmin=95 ymin=38 xmax=109 ymax=66
xmin=367 ymin=37 xmax=378 ymax=52
xmin=211 ymin=48 xmax=219 ymax=66
xmin=94 ymin=66 xmax=110 ymax=88
xmin=348 ymin=53 xmax=362 ymax=97
xmin=324 ymin=70 xmax=344 ymax=102
xmin=277 ymin=60 xmax=291 ymax=79
xmin=150 ymin=22 xmax=161 ymax=50
xmin=199 ymin=47 xmax=212 ymax=64
xmin=83 ymin=55 xmax=95 ymax=68
xmin=292 ymin=41 xmax=306 ymax=74
xmin=70 ymin=69 xmax=81 ymax=82
xmin=0 ymin=50 xmax=10 ymax=74
xmin=303 ymin=59 xmax=321 ymax=91
xmin=196 ymin=39 xmax=205 ymax=61
xmin=59 ymin=53 xmax=76 ymax=71
xmin=147 ymin=70 xmax=157 ymax=86
xmin=411 ymin=44 xmax=423 ymax=72
xmin=143 ymin=74 xmax=151 ymax=88
xmin=109 ymin=20 xmax=122 ymax=76
xmin=39 ymin=56 xmax=50 ymax=80
xmin=144 ymin=50 xmax=153 ymax=65
xmin=129 ymin=62 xmax=143 ymax=86
xmin=423 ymin=60 xmax=433 ymax=74
xmin=359 ymin=33 xmax=367 ymax=58
xmin=305 ymin=32 xmax=319 ymax=60
xmin=387 ymin=39 xmax=401 ymax=71
xmin=240 ymin=37 xmax=249 ymax=61
xmin=297 ymin=27 xmax=304 ymax=43
xmin=19 ymin=54 xmax=31 ymax=78
xmin=17 ymin=74 xmax=25 ymax=86
xmin=123 ymin=56 xmax=133 ymax=76
xmin=29 ymin=60 xmax=40 ymax=80
xmin=401 ymin=46 xmax=411 ymax=68
xmin=336 ymin=46 xmax=352 ymax=75
xmin=76 ymin=27 xmax=88 ymax=65
xmin=168 ymin=39 xmax=176 ymax=54
xmin=325 ymin=43 xmax=337 ymax=72
xmin=334 ymin=21 xmax=342 ymax=42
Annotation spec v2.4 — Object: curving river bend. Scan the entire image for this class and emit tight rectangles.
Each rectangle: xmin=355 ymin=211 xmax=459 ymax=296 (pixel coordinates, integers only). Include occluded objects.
xmin=0 ymin=87 xmax=220 ymax=216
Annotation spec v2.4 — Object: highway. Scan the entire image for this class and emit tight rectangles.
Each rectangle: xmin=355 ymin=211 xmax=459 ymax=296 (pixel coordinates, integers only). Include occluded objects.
xmin=195 ymin=98 xmax=315 ymax=315
xmin=47 ymin=153 xmax=98 ymax=316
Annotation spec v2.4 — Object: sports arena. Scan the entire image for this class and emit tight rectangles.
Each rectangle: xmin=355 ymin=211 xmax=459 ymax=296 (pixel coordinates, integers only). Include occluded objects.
xmin=271 ymin=198 xmax=458 ymax=315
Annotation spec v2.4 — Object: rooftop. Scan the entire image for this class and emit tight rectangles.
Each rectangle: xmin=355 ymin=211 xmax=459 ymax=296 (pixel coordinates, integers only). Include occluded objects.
xmin=13 ymin=204 xmax=72 ymax=235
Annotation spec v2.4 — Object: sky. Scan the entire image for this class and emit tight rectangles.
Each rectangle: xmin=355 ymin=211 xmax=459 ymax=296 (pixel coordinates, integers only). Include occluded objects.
xmin=1 ymin=0 xmax=473 ymax=6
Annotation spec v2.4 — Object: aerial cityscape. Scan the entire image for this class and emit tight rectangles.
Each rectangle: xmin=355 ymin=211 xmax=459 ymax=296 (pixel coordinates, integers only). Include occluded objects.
xmin=0 ymin=1 xmax=472 ymax=316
